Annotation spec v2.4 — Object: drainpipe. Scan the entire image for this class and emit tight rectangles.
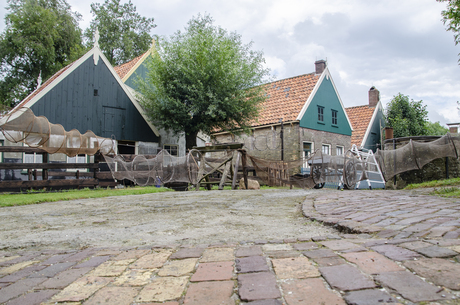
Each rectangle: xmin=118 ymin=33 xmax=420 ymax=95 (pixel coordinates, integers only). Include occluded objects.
xmin=279 ymin=118 xmax=284 ymax=161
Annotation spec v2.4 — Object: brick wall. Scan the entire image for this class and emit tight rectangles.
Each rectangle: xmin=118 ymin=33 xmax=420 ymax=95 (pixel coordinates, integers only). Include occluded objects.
xmin=213 ymin=123 xmax=351 ymax=163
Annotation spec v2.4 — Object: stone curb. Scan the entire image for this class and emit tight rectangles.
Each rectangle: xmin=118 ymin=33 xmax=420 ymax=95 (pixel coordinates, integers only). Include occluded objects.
xmin=302 ymin=199 xmax=383 ymax=235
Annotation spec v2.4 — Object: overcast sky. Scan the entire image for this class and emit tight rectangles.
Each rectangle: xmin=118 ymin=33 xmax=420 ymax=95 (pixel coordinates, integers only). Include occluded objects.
xmin=1 ymin=0 xmax=459 ymax=126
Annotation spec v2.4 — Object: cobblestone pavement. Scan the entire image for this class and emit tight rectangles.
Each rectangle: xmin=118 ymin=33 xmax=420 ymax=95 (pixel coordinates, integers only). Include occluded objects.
xmin=1 ymin=189 xmax=460 ymax=304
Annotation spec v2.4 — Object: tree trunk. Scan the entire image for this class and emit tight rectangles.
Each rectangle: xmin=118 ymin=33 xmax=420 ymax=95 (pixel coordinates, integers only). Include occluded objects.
xmin=185 ymin=130 xmax=199 ymax=152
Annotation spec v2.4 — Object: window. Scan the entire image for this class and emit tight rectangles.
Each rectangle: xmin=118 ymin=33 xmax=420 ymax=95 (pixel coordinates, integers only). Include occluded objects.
xmin=67 ymin=154 xmax=87 ymax=172
xmin=332 ymin=110 xmax=338 ymax=125
xmin=163 ymin=145 xmax=178 ymax=156
xmin=336 ymin=146 xmax=344 ymax=156
xmin=322 ymin=144 xmax=330 ymax=155
xmin=317 ymin=106 xmax=324 ymax=122
xmin=24 ymin=152 xmax=43 ymax=164
xmin=23 ymin=151 xmax=44 ymax=173
xmin=302 ymin=142 xmax=313 ymax=168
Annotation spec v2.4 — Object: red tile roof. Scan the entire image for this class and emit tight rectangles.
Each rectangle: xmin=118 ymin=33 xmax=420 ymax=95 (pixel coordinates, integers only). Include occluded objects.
xmin=346 ymin=105 xmax=376 ymax=147
xmin=254 ymin=73 xmax=320 ymax=127
xmin=114 ymin=53 xmax=145 ymax=79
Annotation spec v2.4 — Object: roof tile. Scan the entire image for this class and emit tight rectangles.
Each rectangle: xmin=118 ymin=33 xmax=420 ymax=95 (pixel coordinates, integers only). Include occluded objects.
xmin=255 ymin=73 xmax=320 ymax=127
xmin=114 ymin=54 xmax=145 ymax=79
xmin=345 ymin=105 xmax=376 ymax=147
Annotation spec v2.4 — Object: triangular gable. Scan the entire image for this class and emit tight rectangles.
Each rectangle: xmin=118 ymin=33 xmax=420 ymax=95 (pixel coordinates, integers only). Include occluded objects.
xmin=297 ymin=68 xmax=353 ymax=135
xmin=361 ymin=101 xmax=384 ymax=148
xmin=15 ymin=47 xmax=159 ymax=137
xmin=114 ymin=50 xmax=151 ymax=83
xmin=346 ymin=101 xmax=384 ymax=149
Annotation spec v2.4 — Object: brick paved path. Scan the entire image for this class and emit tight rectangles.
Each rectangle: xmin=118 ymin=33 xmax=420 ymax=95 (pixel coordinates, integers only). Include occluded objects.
xmin=1 ymin=190 xmax=460 ymax=304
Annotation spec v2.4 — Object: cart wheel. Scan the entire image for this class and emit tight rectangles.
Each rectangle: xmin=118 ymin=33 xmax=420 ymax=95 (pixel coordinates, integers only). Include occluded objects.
xmin=310 ymin=164 xmax=323 ymax=185
xmin=344 ymin=160 xmax=357 ymax=189
xmin=314 ymin=182 xmax=325 ymax=189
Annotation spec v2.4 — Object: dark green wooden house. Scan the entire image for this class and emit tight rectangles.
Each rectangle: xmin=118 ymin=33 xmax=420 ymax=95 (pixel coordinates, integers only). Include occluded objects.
xmin=14 ymin=45 xmax=160 ymax=156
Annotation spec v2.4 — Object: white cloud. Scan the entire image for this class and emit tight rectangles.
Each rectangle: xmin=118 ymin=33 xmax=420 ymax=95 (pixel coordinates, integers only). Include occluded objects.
xmin=1 ymin=0 xmax=459 ymax=125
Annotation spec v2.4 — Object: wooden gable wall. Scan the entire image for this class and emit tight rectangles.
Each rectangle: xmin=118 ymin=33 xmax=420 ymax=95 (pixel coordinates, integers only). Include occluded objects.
xmin=124 ymin=61 xmax=149 ymax=91
xmin=299 ymin=75 xmax=352 ymax=136
xmin=30 ymin=56 xmax=159 ymax=143
xmin=363 ymin=105 xmax=385 ymax=152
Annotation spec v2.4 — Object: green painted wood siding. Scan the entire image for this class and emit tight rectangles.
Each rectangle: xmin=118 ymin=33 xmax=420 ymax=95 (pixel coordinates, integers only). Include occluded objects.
xmin=30 ymin=56 xmax=159 ymax=143
xmin=125 ymin=61 xmax=149 ymax=91
xmin=363 ymin=107 xmax=385 ymax=152
xmin=299 ymin=76 xmax=352 ymax=136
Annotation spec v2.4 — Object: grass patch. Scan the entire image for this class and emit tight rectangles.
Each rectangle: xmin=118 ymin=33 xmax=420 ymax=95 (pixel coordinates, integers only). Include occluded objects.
xmin=429 ymin=186 xmax=460 ymax=198
xmin=0 ymin=186 xmax=172 ymax=207
xmin=404 ymin=178 xmax=460 ymax=190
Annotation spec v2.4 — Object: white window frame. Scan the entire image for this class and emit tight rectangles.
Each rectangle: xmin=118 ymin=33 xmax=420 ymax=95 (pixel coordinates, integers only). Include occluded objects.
xmin=23 ymin=152 xmax=43 ymax=163
xmin=336 ymin=145 xmax=344 ymax=156
xmin=322 ymin=144 xmax=331 ymax=155
xmin=23 ymin=151 xmax=44 ymax=173
xmin=67 ymin=154 xmax=87 ymax=172
xmin=302 ymin=142 xmax=313 ymax=169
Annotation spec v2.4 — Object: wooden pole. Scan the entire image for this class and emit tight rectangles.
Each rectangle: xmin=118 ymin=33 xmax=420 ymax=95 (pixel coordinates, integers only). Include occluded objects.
xmin=232 ymin=151 xmax=241 ymax=190
xmin=241 ymin=150 xmax=248 ymax=189
xmin=196 ymin=153 xmax=206 ymax=191
xmin=219 ymin=152 xmax=234 ymax=190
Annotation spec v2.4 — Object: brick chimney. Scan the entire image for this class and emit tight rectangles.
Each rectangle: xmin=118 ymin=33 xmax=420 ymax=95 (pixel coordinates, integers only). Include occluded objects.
xmin=315 ymin=60 xmax=326 ymax=75
xmin=368 ymin=86 xmax=379 ymax=107
xmin=447 ymin=123 xmax=459 ymax=134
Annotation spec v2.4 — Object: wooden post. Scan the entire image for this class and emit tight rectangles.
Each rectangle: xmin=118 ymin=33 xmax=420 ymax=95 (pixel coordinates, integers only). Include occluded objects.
xmin=219 ymin=157 xmax=232 ymax=190
xmin=232 ymin=151 xmax=241 ymax=190
xmin=241 ymin=150 xmax=248 ymax=189
xmin=196 ymin=153 xmax=206 ymax=191
xmin=33 ymin=169 xmax=37 ymax=180
xmin=28 ymin=168 xmax=32 ymax=181
xmin=42 ymin=153 xmax=49 ymax=180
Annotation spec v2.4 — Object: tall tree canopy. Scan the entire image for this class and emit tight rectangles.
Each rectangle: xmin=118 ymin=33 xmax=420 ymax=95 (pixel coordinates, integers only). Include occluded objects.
xmin=0 ymin=0 xmax=84 ymax=107
xmin=84 ymin=0 xmax=156 ymax=66
xmin=139 ymin=14 xmax=270 ymax=150
xmin=425 ymin=121 xmax=449 ymax=135
xmin=438 ymin=0 xmax=460 ymax=61
xmin=385 ymin=93 xmax=429 ymax=138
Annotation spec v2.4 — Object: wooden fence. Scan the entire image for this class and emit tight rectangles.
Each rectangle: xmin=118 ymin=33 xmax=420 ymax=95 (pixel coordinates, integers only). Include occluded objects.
xmin=0 ymin=146 xmax=117 ymax=191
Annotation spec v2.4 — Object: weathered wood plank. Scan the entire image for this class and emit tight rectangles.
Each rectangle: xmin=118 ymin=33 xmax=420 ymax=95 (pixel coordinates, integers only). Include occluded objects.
xmin=218 ymin=154 xmax=233 ymax=190
xmin=193 ymin=143 xmax=244 ymax=152
xmin=0 ymin=163 xmax=99 ymax=170
xmin=0 ymin=179 xmax=99 ymax=189
xmin=0 ymin=147 xmax=48 ymax=153
xmin=232 ymin=151 xmax=241 ymax=190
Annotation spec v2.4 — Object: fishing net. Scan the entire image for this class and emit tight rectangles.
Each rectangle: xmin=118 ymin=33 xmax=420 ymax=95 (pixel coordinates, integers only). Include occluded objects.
xmin=0 ymin=108 xmax=115 ymax=156
xmin=375 ymin=134 xmax=460 ymax=181
xmin=103 ymin=150 xmax=193 ymax=186
xmin=3 ymin=107 xmax=460 ymax=189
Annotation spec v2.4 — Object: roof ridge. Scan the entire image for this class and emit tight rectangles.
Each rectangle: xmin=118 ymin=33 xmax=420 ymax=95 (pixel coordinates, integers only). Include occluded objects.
xmin=346 ymin=104 xmax=374 ymax=109
xmin=263 ymin=72 xmax=316 ymax=86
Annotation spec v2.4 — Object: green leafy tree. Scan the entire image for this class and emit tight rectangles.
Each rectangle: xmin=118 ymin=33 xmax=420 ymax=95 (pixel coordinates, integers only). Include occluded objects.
xmin=438 ymin=0 xmax=460 ymax=61
xmin=138 ymin=14 xmax=270 ymax=150
xmin=84 ymin=0 xmax=156 ymax=66
xmin=425 ymin=121 xmax=449 ymax=135
xmin=385 ymin=93 xmax=428 ymax=138
xmin=0 ymin=0 xmax=84 ymax=107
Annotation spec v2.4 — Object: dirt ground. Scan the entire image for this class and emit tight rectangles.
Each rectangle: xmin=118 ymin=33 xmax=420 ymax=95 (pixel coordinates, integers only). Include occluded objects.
xmin=0 ymin=189 xmax=337 ymax=251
